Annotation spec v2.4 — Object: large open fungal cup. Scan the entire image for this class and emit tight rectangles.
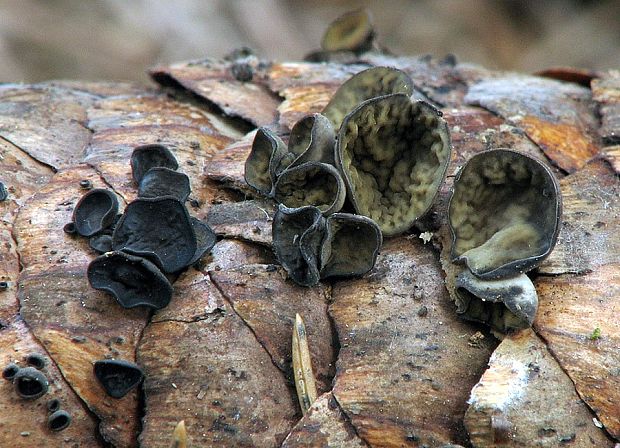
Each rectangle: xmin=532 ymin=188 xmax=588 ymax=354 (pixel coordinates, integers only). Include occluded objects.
xmin=73 ymin=188 xmax=119 ymax=237
xmin=449 ymin=149 xmax=562 ymax=279
xmin=336 ymin=94 xmax=452 ymax=236
xmin=322 ymin=66 xmax=414 ymax=129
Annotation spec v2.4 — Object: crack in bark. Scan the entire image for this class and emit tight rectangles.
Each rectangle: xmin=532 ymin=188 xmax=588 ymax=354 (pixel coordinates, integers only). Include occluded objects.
xmin=0 ymin=134 xmax=57 ymax=174
xmin=330 ymin=393 xmax=372 ymax=448
xmin=208 ymin=271 xmax=294 ymax=384
xmin=532 ymin=326 xmax=618 ymax=443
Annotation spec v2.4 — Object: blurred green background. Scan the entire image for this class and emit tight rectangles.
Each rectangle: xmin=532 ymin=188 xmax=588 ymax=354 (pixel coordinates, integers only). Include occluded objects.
xmin=0 ymin=0 xmax=618 ymax=83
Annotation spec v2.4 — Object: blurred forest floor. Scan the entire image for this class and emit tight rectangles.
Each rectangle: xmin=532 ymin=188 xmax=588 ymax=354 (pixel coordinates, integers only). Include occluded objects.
xmin=0 ymin=0 xmax=618 ymax=84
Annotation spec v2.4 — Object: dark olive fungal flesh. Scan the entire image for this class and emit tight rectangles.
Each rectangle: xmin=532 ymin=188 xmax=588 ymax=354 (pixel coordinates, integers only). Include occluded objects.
xmin=448 ymin=149 xmax=561 ymax=279
xmin=89 ymin=233 xmax=113 ymax=254
xmin=112 ymin=197 xmax=197 ymax=273
xmin=0 ymin=181 xmax=8 ymax=201
xmin=47 ymin=398 xmax=61 ymax=413
xmin=88 ymin=251 xmax=173 ymax=310
xmin=337 ymin=94 xmax=451 ymax=236
xmin=131 ymin=144 xmax=179 ymax=184
xmin=188 ymin=218 xmax=217 ymax=265
xmin=13 ymin=366 xmax=49 ymax=400
xmin=2 ymin=363 xmax=20 ymax=381
xmin=93 ymin=359 xmax=144 ymax=399
xmin=48 ymin=410 xmax=72 ymax=431
xmin=72 ymin=188 xmax=120 ymax=237
xmin=321 ymin=9 xmax=375 ymax=53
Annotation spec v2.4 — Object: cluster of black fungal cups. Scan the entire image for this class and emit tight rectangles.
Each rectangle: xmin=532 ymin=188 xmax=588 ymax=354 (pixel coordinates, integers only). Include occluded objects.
xmin=245 ymin=66 xmax=562 ymax=334
xmin=68 ymin=144 xmax=217 ymax=310
xmin=245 ymin=66 xmax=453 ymax=286
xmin=2 ymin=354 xmax=72 ymax=431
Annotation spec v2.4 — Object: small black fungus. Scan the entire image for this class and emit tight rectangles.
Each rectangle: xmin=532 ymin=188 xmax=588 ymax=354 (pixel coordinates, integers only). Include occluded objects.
xmin=93 ymin=359 xmax=144 ymax=399
xmin=13 ymin=366 xmax=49 ymax=400
xmin=0 ymin=281 xmax=8 ymax=290
xmin=130 ymin=144 xmax=179 ymax=184
xmin=63 ymin=222 xmax=77 ymax=235
xmin=231 ymin=62 xmax=253 ymax=82
xmin=0 ymin=181 xmax=8 ymax=201
xmin=48 ymin=410 xmax=72 ymax=431
xmin=89 ymin=234 xmax=113 ymax=254
xmin=112 ymin=197 xmax=196 ymax=273
xmin=46 ymin=398 xmax=61 ymax=413
xmin=73 ymin=189 xmax=120 ymax=237
xmin=25 ymin=353 xmax=47 ymax=370
xmin=79 ymin=179 xmax=93 ymax=190
xmin=2 ymin=363 xmax=20 ymax=381
xmin=88 ymin=251 xmax=173 ymax=309
xmin=138 ymin=167 xmax=191 ymax=202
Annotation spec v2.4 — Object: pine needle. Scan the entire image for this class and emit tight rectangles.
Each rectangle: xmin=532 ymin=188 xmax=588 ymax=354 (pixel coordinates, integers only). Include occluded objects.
xmin=170 ymin=420 xmax=187 ymax=448
xmin=292 ymin=313 xmax=318 ymax=414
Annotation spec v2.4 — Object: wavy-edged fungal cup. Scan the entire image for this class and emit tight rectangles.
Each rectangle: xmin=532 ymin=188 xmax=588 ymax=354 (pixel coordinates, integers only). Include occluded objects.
xmin=449 ymin=149 xmax=562 ymax=279
xmin=337 ymin=93 xmax=452 ymax=236
xmin=244 ymin=127 xmax=287 ymax=196
xmin=130 ymin=144 xmax=179 ymax=184
xmin=321 ymin=9 xmax=375 ymax=53
xmin=72 ymin=188 xmax=119 ymax=237
xmin=87 ymin=251 xmax=173 ymax=310
xmin=322 ymin=66 xmax=414 ymax=129
xmin=138 ymin=167 xmax=191 ymax=203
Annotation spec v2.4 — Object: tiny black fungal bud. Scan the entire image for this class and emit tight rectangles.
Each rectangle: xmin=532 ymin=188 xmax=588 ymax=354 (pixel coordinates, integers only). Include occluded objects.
xmin=79 ymin=179 xmax=93 ymax=190
xmin=63 ymin=222 xmax=77 ymax=234
xmin=46 ymin=398 xmax=61 ymax=413
xmin=48 ymin=410 xmax=72 ymax=431
xmin=0 ymin=281 xmax=8 ymax=290
xmin=2 ymin=363 xmax=20 ymax=381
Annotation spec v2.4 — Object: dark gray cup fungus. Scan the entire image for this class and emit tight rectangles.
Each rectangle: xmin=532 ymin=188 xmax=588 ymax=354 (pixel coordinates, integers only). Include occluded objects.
xmin=322 ymin=66 xmax=413 ymax=129
xmin=130 ymin=144 xmax=179 ymax=184
xmin=48 ymin=410 xmax=72 ymax=431
xmin=244 ymin=128 xmax=287 ymax=196
xmin=274 ymin=162 xmax=346 ymax=216
xmin=138 ymin=167 xmax=191 ymax=202
xmin=25 ymin=353 xmax=46 ymax=370
xmin=112 ymin=197 xmax=196 ymax=273
xmin=73 ymin=189 xmax=120 ymax=237
xmin=188 ymin=217 xmax=217 ymax=265
xmin=93 ymin=359 xmax=144 ymax=399
xmin=2 ymin=363 xmax=20 ymax=381
xmin=88 ymin=251 xmax=173 ymax=309
xmin=448 ymin=149 xmax=562 ymax=279
xmin=89 ymin=234 xmax=113 ymax=254
xmin=13 ymin=367 xmax=49 ymax=400
xmin=320 ymin=213 xmax=382 ymax=279
xmin=321 ymin=9 xmax=375 ymax=54
xmin=337 ymin=94 xmax=452 ymax=236
xmin=63 ymin=222 xmax=77 ymax=234
xmin=455 ymin=269 xmax=538 ymax=333
xmin=47 ymin=398 xmax=61 ymax=413
xmin=0 ymin=181 xmax=7 ymax=201
xmin=272 ymin=205 xmax=325 ymax=287
xmin=285 ymin=113 xmax=336 ymax=169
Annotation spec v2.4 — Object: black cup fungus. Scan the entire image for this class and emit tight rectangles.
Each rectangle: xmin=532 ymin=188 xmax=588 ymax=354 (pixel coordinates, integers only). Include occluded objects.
xmin=73 ymin=189 xmax=120 ymax=237
xmin=93 ymin=359 xmax=144 ymax=399
xmin=130 ymin=144 xmax=179 ymax=184
xmin=138 ymin=167 xmax=191 ymax=202
xmin=2 ymin=363 xmax=20 ymax=381
xmin=89 ymin=234 xmax=113 ymax=254
xmin=88 ymin=251 xmax=173 ymax=309
xmin=47 ymin=398 xmax=61 ymax=413
xmin=63 ymin=222 xmax=77 ymax=235
xmin=79 ymin=179 xmax=93 ymax=190
xmin=0 ymin=182 xmax=7 ymax=201
xmin=48 ymin=410 xmax=72 ymax=431
xmin=188 ymin=217 xmax=217 ymax=265
xmin=112 ymin=197 xmax=196 ymax=273
xmin=13 ymin=367 xmax=49 ymax=400
xmin=0 ymin=281 xmax=8 ymax=290
xmin=25 ymin=353 xmax=46 ymax=370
